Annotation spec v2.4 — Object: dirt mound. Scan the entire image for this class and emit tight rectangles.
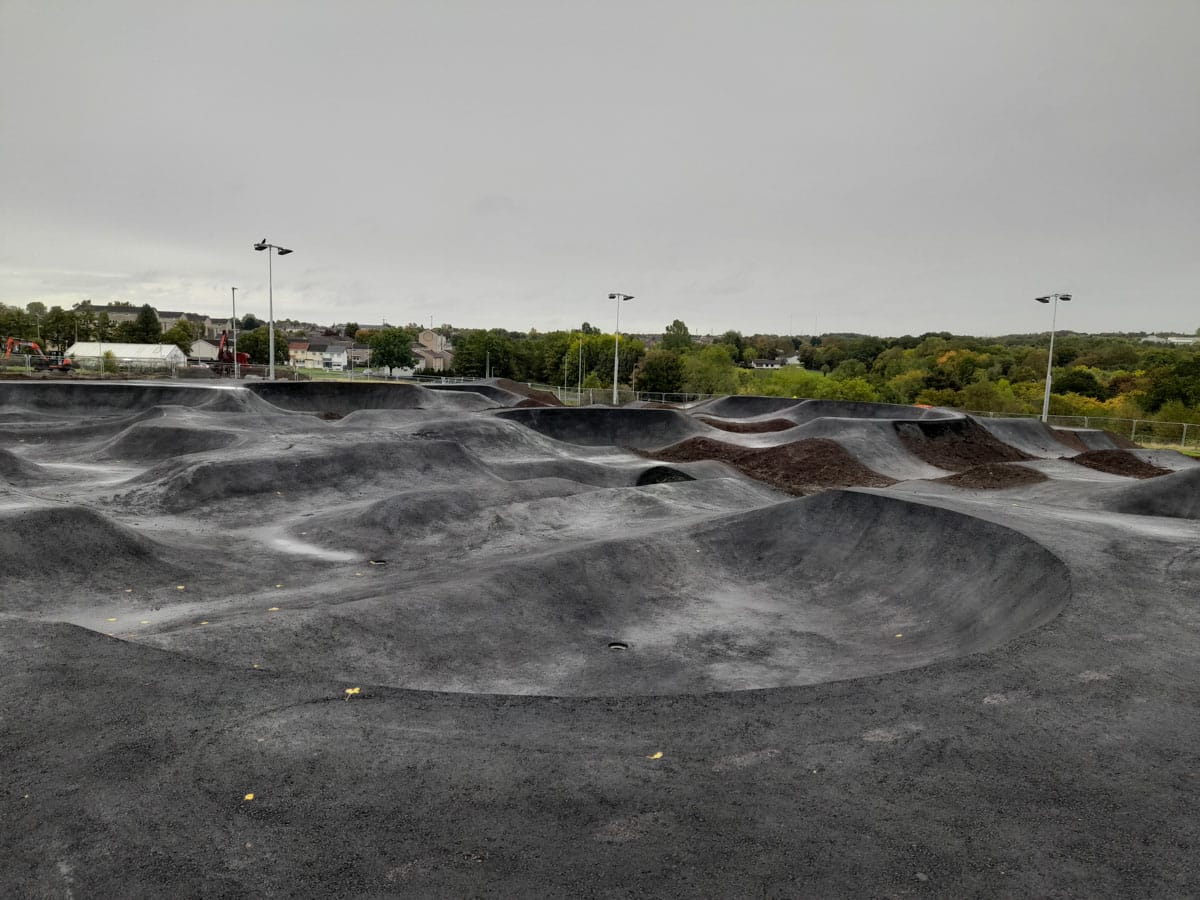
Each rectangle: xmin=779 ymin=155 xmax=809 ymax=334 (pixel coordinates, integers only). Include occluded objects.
xmin=695 ymin=416 xmax=795 ymax=434
xmin=647 ymin=437 xmax=895 ymax=494
xmin=895 ymin=418 xmax=1033 ymax=471
xmin=1103 ymin=467 xmax=1200 ymax=518
xmin=1071 ymin=450 xmax=1169 ymax=479
xmin=512 ymin=397 xmax=554 ymax=408
xmin=936 ymin=463 xmax=1049 ymax=489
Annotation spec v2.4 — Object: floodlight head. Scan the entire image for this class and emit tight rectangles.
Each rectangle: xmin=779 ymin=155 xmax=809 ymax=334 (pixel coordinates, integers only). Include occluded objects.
xmin=608 ymin=292 xmax=634 ymax=301
xmin=276 ymin=247 xmax=293 ymax=256
xmin=254 ymin=240 xmax=268 ymax=251
xmin=1059 ymin=293 xmax=1072 ymax=301
xmin=1035 ymin=296 xmax=1051 ymax=304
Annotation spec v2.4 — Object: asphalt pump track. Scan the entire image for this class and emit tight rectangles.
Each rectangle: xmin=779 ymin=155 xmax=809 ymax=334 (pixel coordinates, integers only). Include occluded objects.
xmin=2 ymin=380 xmax=1199 ymax=896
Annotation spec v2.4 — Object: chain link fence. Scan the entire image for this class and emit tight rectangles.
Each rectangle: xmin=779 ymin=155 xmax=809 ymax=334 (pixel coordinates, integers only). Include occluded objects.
xmin=3 ymin=357 xmax=1195 ymax=447
xmin=960 ymin=409 xmax=1198 ymax=447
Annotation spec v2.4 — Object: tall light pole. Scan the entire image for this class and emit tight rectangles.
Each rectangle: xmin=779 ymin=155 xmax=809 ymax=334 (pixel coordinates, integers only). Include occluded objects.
xmin=1035 ymin=292 xmax=1072 ymax=423
xmin=609 ymin=292 xmax=634 ymax=405
xmin=253 ymin=239 xmax=293 ymax=380
xmin=230 ymin=287 xmax=239 ymax=380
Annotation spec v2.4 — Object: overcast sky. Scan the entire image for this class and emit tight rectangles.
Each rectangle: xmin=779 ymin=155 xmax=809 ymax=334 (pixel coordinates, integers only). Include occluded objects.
xmin=2 ymin=1 xmax=1197 ymax=338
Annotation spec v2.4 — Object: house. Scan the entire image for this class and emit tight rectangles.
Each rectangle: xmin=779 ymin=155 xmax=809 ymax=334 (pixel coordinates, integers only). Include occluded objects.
xmin=749 ymin=358 xmax=784 ymax=369
xmin=412 ymin=330 xmax=454 ymax=372
xmin=190 ymin=338 xmax=220 ymax=361
xmin=1141 ymin=334 xmax=1199 ymax=346
xmin=64 ymin=342 xmax=188 ymax=369
xmin=346 ymin=344 xmax=372 ymax=367
xmin=287 ymin=339 xmax=310 ymax=366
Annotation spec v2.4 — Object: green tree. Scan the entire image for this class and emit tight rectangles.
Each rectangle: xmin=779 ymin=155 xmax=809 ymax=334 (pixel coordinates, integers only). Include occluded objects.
xmin=41 ymin=306 xmax=75 ymax=350
xmin=129 ymin=304 xmax=161 ymax=343
xmin=161 ymin=321 xmax=197 ymax=356
xmin=682 ymin=345 xmax=739 ymax=394
xmin=453 ymin=329 xmax=513 ymax=378
xmin=241 ymin=313 xmax=262 ymax=331
xmin=237 ymin=327 xmax=289 ymax=365
xmin=343 ymin=322 xmax=359 ymax=339
xmin=1053 ymin=367 xmax=1108 ymax=399
xmin=72 ymin=301 xmax=97 ymax=342
xmin=633 ymin=349 xmax=685 ymax=393
xmin=661 ymin=320 xmax=692 ymax=352
xmin=367 ymin=327 xmax=417 ymax=368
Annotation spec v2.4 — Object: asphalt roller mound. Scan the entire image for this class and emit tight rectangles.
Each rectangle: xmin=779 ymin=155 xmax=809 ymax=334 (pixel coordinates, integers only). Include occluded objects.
xmin=9 ymin=380 xmax=1200 ymax=898
xmin=138 ymin=490 xmax=1070 ymax=696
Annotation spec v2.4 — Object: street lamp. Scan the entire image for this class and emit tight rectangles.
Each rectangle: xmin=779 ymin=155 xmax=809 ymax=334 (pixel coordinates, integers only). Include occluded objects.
xmin=1035 ymin=292 xmax=1072 ymax=423
xmin=230 ymin=287 xmax=239 ymax=379
xmin=609 ymin=292 xmax=634 ymax=404
xmin=253 ymin=239 xmax=293 ymax=380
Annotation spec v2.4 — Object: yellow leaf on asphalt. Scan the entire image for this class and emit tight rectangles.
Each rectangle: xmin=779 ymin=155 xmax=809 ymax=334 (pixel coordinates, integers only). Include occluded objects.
xmin=647 ymin=751 xmax=664 ymax=760
xmin=267 ymin=607 xmax=280 ymax=612
xmin=243 ymin=793 xmax=255 ymax=801
xmin=176 ymin=585 xmax=186 ymax=591
xmin=344 ymin=687 xmax=361 ymax=698
xmin=106 ymin=617 xmax=117 ymax=622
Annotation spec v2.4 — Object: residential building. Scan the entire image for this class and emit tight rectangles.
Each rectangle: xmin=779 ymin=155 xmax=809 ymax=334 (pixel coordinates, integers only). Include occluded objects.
xmin=412 ymin=330 xmax=454 ymax=372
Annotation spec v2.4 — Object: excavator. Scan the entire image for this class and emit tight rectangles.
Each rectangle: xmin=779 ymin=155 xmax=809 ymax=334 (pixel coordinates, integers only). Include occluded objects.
xmin=210 ymin=330 xmax=251 ymax=377
xmin=3 ymin=337 xmax=74 ymax=372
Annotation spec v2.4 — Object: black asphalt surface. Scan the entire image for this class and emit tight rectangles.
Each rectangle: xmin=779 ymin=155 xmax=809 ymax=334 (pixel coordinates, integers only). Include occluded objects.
xmin=2 ymin=380 xmax=1199 ymax=897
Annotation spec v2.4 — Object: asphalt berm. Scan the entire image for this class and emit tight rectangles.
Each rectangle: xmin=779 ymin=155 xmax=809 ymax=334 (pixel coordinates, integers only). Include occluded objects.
xmin=2 ymin=381 xmax=1199 ymax=897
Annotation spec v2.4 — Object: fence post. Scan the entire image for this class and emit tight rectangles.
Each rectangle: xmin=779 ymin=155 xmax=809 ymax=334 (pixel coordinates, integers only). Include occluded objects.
xmin=1131 ymin=419 xmax=1138 ymax=441
xmin=1183 ymin=423 xmax=1190 ymax=447
xmin=1083 ymin=416 xmax=1089 ymax=429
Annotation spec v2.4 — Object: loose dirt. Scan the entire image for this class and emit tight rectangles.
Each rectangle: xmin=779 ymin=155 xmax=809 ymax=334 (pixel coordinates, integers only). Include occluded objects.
xmin=1050 ymin=429 xmax=1092 ymax=453
xmin=1071 ymin=450 xmax=1170 ymax=479
xmin=696 ymin=416 xmax=796 ymax=434
xmin=935 ymin=463 xmax=1049 ymax=489
xmin=896 ymin=420 xmax=1034 ymax=471
xmin=644 ymin=436 xmax=896 ymax=494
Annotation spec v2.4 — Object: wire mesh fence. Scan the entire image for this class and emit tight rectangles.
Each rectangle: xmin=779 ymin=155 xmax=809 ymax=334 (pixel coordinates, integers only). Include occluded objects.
xmin=2 ymin=356 xmax=1196 ymax=448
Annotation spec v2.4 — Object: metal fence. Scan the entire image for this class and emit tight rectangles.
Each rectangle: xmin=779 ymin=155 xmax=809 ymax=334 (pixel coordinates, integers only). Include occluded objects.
xmin=960 ymin=409 xmax=1198 ymax=447
xmin=4 ymin=356 xmax=1196 ymax=447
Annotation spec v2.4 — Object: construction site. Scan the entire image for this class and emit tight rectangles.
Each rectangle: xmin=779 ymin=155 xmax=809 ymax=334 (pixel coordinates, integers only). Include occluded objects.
xmin=2 ymin=378 xmax=1198 ymax=897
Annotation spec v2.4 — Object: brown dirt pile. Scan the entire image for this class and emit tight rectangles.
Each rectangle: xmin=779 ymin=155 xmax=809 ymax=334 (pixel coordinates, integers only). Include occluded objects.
xmin=935 ymin=463 xmax=1049 ymax=489
xmin=896 ymin=420 xmax=1033 ymax=472
xmin=644 ymin=437 xmax=895 ymax=494
xmin=696 ymin=416 xmax=796 ymax=434
xmin=512 ymin=398 xmax=554 ymax=408
xmin=1071 ymin=450 xmax=1169 ymax=479
xmin=1050 ymin=429 xmax=1091 ymax=453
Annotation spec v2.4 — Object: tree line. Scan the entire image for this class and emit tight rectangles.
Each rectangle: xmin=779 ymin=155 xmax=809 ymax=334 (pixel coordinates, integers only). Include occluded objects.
xmin=6 ymin=300 xmax=1199 ymax=423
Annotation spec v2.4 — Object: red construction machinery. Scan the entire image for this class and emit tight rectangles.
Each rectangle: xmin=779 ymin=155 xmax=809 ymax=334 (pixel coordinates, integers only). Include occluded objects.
xmin=3 ymin=337 xmax=74 ymax=372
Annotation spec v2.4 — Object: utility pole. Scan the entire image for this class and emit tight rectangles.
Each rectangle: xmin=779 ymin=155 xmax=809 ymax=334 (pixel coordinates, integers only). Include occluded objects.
xmin=231 ymin=287 xmax=239 ymax=379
